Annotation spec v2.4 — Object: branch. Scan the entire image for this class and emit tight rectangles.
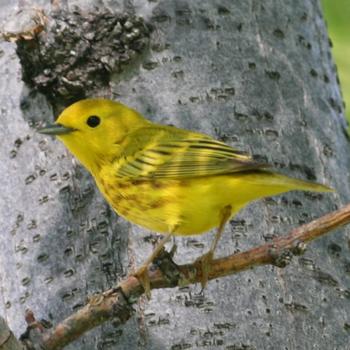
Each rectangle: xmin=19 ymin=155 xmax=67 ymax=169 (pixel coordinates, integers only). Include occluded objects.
xmin=26 ymin=204 xmax=350 ymax=350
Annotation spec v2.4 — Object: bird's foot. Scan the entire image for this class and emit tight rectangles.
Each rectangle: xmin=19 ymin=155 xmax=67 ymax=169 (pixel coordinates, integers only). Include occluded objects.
xmin=269 ymin=247 xmax=293 ymax=268
xmin=270 ymin=240 xmax=307 ymax=268
xmin=133 ymin=233 xmax=174 ymax=299
xmin=133 ymin=264 xmax=152 ymax=299
xmin=168 ymin=240 xmax=177 ymax=259
xmin=195 ymin=250 xmax=214 ymax=290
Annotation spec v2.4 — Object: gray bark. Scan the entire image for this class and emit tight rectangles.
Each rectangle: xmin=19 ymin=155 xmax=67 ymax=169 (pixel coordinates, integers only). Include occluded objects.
xmin=1 ymin=1 xmax=350 ymax=349
xmin=0 ymin=317 xmax=25 ymax=350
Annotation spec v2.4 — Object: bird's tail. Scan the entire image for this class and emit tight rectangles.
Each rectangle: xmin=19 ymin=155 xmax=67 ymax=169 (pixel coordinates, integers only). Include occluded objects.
xmin=259 ymin=170 xmax=333 ymax=192
xmin=233 ymin=170 xmax=334 ymax=204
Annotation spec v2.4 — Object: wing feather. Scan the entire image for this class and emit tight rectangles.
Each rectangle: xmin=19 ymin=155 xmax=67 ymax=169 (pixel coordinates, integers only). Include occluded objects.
xmin=115 ymin=127 xmax=268 ymax=179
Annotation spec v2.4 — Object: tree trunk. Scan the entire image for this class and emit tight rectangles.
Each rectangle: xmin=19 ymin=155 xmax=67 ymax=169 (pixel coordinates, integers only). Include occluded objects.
xmin=1 ymin=1 xmax=349 ymax=349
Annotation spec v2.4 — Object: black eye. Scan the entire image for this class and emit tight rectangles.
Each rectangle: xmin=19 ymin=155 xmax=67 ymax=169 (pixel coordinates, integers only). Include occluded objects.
xmin=87 ymin=115 xmax=100 ymax=128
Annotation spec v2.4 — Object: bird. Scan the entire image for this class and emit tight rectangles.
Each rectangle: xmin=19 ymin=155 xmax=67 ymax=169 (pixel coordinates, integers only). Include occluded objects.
xmin=38 ymin=98 xmax=333 ymax=295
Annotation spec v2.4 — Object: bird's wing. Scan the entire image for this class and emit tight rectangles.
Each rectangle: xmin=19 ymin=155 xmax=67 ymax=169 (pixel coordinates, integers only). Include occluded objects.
xmin=115 ymin=127 xmax=268 ymax=179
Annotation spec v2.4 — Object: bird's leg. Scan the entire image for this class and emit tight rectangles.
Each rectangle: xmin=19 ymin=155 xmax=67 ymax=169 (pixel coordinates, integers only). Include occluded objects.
xmin=134 ymin=231 xmax=174 ymax=299
xmin=169 ymin=235 xmax=177 ymax=258
xmin=197 ymin=205 xmax=232 ymax=289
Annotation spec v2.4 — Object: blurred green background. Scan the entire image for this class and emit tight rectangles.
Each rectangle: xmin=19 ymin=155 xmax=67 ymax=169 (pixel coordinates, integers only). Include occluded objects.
xmin=322 ymin=0 xmax=350 ymax=126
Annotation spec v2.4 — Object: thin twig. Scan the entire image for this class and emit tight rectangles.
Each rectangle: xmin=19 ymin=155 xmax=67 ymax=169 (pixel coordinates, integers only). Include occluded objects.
xmin=38 ymin=204 xmax=350 ymax=350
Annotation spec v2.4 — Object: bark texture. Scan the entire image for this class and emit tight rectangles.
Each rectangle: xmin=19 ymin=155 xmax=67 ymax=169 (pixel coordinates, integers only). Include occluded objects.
xmin=0 ymin=1 xmax=349 ymax=349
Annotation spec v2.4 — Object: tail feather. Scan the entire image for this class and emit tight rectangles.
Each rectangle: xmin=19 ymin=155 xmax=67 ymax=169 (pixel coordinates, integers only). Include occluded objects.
xmin=234 ymin=170 xmax=334 ymax=203
xmin=259 ymin=170 xmax=334 ymax=193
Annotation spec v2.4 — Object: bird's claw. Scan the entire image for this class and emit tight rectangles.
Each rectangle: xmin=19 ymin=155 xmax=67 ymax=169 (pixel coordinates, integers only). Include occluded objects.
xmin=196 ymin=251 xmax=214 ymax=290
xmin=133 ymin=264 xmax=151 ymax=300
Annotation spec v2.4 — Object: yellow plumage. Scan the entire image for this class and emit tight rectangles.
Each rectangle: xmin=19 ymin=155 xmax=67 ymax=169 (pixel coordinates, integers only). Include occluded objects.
xmin=39 ymin=98 xmax=333 ymax=290
xmin=39 ymin=99 xmax=332 ymax=236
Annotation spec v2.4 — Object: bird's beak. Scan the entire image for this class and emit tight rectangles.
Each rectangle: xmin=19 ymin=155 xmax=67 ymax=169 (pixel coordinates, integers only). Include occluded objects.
xmin=38 ymin=123 xmax=76 ymax=135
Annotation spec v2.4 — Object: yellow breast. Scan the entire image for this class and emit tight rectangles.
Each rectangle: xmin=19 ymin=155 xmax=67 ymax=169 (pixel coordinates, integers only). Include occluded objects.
xmin=95 ymin=166 xmax=332 ymax=236
xmin=95 ymin=173 xmax=242 ymax=235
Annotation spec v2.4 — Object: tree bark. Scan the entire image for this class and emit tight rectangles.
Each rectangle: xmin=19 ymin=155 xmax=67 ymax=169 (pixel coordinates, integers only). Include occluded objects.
xmin=0 ymin=1 xmax=349 ymax=350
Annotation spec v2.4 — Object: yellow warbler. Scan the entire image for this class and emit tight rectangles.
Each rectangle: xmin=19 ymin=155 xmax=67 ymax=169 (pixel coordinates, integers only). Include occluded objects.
xmin=39 ymin=99 xmax=333 ymax=291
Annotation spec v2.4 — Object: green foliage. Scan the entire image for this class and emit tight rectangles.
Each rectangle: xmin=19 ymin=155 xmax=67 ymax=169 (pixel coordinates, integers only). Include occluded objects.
xmin=322 ymin=0 xmax=350 ymax=126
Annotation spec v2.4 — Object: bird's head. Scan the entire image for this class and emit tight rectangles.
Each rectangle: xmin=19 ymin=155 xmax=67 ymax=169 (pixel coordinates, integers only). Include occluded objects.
xmin=38 ymin=99 xmax=148 ymax=174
